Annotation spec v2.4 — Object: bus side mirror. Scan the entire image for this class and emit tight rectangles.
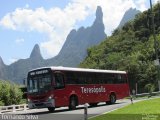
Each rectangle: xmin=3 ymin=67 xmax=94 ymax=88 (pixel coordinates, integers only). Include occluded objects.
xmin=23 ymin=78 xmax=27 ymax=86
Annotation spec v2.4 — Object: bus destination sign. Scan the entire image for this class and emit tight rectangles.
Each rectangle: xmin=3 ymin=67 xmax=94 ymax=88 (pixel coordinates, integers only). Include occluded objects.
xmin=30 ymin=69 xmax=49 ymax=76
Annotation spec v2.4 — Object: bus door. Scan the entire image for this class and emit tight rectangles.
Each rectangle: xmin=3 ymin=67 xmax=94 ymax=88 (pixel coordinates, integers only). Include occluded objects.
xmin=53 ymin=72 xmax=67 ymax=107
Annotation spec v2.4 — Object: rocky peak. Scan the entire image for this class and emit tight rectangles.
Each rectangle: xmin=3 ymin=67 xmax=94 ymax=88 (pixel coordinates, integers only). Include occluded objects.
xmin=0 ymin=56 xmax=5 ymax=67
xmin=30 ymin=44 xmax=43 ymax=59
xmin=94 ymin=6 xmax=103 ymax=24
xmin=92 ymin=6 xmax=105 ymax=32
xmin=118 ymin=7 xmax=140 ymax=28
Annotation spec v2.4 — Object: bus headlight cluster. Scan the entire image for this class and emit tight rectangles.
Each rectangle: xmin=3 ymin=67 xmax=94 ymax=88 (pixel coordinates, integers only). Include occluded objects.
xmin=48 ymin=95 xmax=53 ymax=101
xmin=48 ymin=96 xmax=52 ymax=99
xmin=27 ymin=98 xmax=31 ymax=102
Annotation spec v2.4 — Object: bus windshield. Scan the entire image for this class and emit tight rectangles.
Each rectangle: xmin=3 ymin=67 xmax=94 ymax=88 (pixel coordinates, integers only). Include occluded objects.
xmin=28 ymin=74 xmax=52 ymax=94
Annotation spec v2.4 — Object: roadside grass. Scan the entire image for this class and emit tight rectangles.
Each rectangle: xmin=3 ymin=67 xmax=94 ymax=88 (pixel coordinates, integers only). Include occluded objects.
xmin=90 ymin=98 xmax=160 ymax=120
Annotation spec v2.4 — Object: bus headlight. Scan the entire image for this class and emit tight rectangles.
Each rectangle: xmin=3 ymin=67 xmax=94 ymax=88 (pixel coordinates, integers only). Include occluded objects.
xmin=48 ymin=96 xmax=52 ymax=99
xmin=48 ymin=95 xmax=53 ymax=101
xmin=27 ymin=98 xmax=31 ymax=102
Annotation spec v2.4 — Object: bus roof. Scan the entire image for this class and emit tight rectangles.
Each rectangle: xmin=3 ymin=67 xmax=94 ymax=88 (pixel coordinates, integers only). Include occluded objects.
xmin=30 ymin=66 xmax=126 ymax=74
xmin=51 ymin=66 xmax=126 ymax=74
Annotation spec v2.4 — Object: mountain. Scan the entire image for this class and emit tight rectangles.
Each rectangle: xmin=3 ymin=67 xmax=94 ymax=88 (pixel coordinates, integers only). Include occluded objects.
xmin=6 ymin=44 xmax=45 ymax=83
xmin=0 ymin=6 xmax=107 ymax=83
xmin=46 ymin=6 xmax=107 ymax=67
xmin=30 ymin=44 xmax=43 ymax=60
xmin=0 ymin=57 xmax=5 ymax=69
xmin=0 ymin=57 xmax=7 ymax=80
xmin=118 ymin=8 xmax=140 ymax=28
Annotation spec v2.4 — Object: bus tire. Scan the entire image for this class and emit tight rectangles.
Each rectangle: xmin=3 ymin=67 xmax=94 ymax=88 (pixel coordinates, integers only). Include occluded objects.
xmin=89 ymin=103 xmax=98 ymax=107
xmin=48 ymin=107 xmax=55 ymax=112
xmin=69 ymin=96 xmax=77 ymax=110
xmin=109 ymin=93 xmax=116 ymax=104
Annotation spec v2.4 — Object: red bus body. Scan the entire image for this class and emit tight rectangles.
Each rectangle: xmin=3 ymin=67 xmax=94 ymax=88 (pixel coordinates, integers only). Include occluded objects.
xmin=27 ymin=67 xmax=130 ymax=112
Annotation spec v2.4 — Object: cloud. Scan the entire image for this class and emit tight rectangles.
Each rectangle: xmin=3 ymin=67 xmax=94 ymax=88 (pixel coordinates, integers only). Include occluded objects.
xmin=135 ymin=0 xmax=147 ymax=11
xmin=9 ymin=58 xmax=18 ymax=64
xmin=154 ymin=0 xmax=160 ymax=3
xmin=0 ymin=14 xmax=16 ymax=30
xmin=0 ymin=2 xmax=91 ymax=58
xmin=0 ymin=0 xmax=147 ymax=58
xmin=15 ymin=38 xmax=25 ymax=44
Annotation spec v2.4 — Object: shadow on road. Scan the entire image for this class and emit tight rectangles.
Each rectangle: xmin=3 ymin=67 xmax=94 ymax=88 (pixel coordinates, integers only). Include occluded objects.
xmin=20 ymin=101 xmax=125 ymax=115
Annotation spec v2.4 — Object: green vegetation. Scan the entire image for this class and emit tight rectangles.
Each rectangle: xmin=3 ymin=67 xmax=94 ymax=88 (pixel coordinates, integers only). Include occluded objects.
xmin=90 ymin=98 xmax=160 ymax=120
xmin=0 ymin=80 xmax=23 ymax=106
xmin=80 ymin=3 xmax=160 ymax=92
xmin=145 ymin=83 xmax=155 ymax=95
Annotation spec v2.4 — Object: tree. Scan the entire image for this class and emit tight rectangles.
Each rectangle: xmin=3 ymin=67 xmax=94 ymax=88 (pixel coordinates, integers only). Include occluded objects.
xmin=0 ymin=80 xmax=22 ymax=105
xmin=145 ymin=83 xmax=155 ymax=96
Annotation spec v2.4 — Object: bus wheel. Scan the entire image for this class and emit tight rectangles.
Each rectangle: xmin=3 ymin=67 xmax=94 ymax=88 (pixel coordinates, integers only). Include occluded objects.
xmin=109 ymin=94 xmax=116 ymax=104
xmin=69 ymin=96 xmax=77 ymax=110
xmin=89 ymin=103 xmax=98 ymax=107
xmin=48 ymin=107 xmax=55 ymax=112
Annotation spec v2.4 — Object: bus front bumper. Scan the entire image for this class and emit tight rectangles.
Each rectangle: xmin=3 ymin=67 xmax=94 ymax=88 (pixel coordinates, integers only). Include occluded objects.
xmin=28 ymin=99 xmax=55 ymax=109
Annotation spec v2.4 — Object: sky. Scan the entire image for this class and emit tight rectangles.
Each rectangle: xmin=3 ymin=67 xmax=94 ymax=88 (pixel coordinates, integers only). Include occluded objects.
xmin=0 ymin=0 xmax=159 ymax=65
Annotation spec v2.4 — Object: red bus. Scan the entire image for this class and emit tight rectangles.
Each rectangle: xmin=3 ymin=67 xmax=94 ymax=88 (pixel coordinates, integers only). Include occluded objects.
xmin=27 ymin=66 xmax=130 ymax=112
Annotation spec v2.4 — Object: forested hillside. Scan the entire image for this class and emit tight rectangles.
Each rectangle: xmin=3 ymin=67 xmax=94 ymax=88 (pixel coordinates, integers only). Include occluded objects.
xmin=80 ymin=3 xmax=160 ymax=93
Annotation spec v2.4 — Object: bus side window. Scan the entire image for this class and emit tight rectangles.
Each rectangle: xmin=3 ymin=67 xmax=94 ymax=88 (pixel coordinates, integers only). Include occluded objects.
xmin=54 ymin=73 xmax=65 ymax=89
xmin=106 ymin=74 xmax=114 ymax=84
xmin=115 ymin=74 xmax=124 ymax=84
xmin=122 ymin=74 xmax=127 ymax=83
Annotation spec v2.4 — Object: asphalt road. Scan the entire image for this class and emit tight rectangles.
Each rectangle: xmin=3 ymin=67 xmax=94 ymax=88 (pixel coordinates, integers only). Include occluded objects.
xmin=1 ymin=99 xmax=132 ymax=120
